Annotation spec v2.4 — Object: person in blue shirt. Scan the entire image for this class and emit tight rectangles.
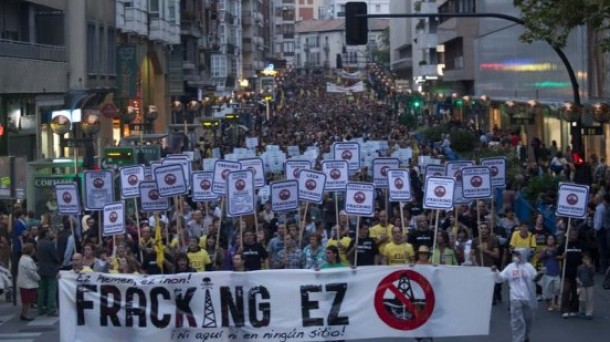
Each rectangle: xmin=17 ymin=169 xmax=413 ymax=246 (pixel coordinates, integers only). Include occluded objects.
xmin=10 ymin=207 xmax=28 ymax=277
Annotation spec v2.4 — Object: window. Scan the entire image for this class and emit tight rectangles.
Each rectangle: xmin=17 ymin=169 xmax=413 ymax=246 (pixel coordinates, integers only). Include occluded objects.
xmin=282 ymin=8 xmax=295 ymax=21
xmin=375 ymin=4 xmax=381 ymax=12
xmin=307 ymin=0 xmax=313 ymax=4
xmin=99 ymin=27 xmax=104 ymax=73
xmin=283 ymin=41 xmax=294 ymax=53
xmin=168 ymin=1 xmax=176 ymax=23
xmin=274 ymin=42 xmax=283 ymax=54
xmin=86 ymin=23 xmax=96 ymax=73
xmin=107 ymin=28 xmax=115 ymax=74
xmin=211 ymin=55 xmax=227 ymax=78
xmin=149 ymin=0 xmax=159 ymax=13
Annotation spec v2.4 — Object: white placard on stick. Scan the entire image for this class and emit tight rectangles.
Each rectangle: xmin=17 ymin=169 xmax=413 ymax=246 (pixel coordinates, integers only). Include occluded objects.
xmin=239 ymin=157 xmax=266 ymax=188
xmin=321 ymin=160 xmax=349 ymax=191
xmin=556 ymin=183 xmax=590 ymax=218
xmin=334 ymin=142 xmax=361 ymax=170
xmin=103 ymin=202 xmax=125 ymax=237
xmin=212 ymin=160 xmax=241 ymax=196
xmin=461 ymin=166 xmax=492 ymax=199
xmin=425 ymin=164 xmax=446 ymax=178
xmin=344 ymin=182 xmax=375 ymax=217
xmin=162 ymin=156 xmax=191 ymax=189
xmin=226 ymin=170 xmax=256 ymax=217
xmin=270 ymin=180 xmax=299 ymax=212
xmin=387 ymin=169 xmax=412 ymax=202
xmin=298 ymin=170 xmax=327 ymax=204
xmin=284 ymin=160 xmax=312 ymax=181
xmin=154 ymin=164 xmax=188 ymax=197
xmin=373 ymin=158 xmax=400 ymax=188
xmin=245 ymin=137 xmax=259 ymax=149
xmin=139 ymin=181 xmax=170 ymax=211
xmin=445 ymin=161 xmax=474 ymax=187
xmin=481 ymin=157 xmax=507 ymax=188
xmin=83 ymin=170 xmax=114 ymax=211
xmin=119 ymin=165 xmax=145 ymax=199
xmin=424 ymin=176 xmax=456 ymax=209
xmin=191 ymin=171 xmax=219 ymax=202
xmin=54 ymin=182 xmax=81 ymax=215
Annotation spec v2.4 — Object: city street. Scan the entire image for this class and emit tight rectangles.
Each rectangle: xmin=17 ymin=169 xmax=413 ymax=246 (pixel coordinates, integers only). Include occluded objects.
xmin=0 ymin=275 xmax=608 ymax=342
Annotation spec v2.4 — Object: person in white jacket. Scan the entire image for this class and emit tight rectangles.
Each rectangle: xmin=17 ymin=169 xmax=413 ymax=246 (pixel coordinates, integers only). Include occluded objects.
xmin=492 ymin=248 xmax=537 ymax=342
xmin=16 ymin=243 xmax=40 ymax=321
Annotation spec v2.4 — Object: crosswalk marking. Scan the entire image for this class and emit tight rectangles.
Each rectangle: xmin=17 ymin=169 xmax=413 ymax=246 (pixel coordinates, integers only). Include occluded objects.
xmin=0 ymin=314 xmax=15 ymax=326
xmin=27 ymin=316 xmax=59 ymax=326
xmin=0 ymin=332 xmax=41 ymax=338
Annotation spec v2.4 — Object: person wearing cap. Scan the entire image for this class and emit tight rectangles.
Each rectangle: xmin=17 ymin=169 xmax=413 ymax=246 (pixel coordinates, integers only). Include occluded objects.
xmin=492 ymin=248 xmax=537 ymax=342
xmin=383 ymin=226 xmax=414 ymax=266
xmin=415 ymin=245 xmax=432 ymax=265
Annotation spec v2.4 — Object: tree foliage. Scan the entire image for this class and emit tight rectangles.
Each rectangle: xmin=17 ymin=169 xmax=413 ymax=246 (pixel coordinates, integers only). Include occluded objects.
xmin=514 ymin=0 xmax=610 ymax=51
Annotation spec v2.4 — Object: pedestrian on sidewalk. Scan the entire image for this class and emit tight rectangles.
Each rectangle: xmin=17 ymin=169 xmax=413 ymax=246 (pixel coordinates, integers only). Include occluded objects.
xmin=577 ymin=252 xmax=595 ymax=319
xmin=35 ymin=228 xmax=60 ymax=316
xmin=16 ymin=243 xmax=39 ymax=321
xmin=492 ymin=248 xmax=537 ymax=342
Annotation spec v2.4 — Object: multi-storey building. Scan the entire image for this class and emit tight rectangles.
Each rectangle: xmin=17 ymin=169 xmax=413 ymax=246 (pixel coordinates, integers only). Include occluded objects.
xmin=272 ymin=0 xmax=296 ymax=66
xmin=209 ymin=0 xmax=241 ymax=93
xmin=241 ymin=0 xmax=266 ymax=84
xmin=295 ymin=19 xmax=388 ymax=72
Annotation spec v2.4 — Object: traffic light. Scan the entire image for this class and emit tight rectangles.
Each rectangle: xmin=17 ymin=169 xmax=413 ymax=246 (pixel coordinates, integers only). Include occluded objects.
xmin=345 ymin=2 xmax=368 ymax=45
xmin=413 ymin=100 xmax=422 ymax=108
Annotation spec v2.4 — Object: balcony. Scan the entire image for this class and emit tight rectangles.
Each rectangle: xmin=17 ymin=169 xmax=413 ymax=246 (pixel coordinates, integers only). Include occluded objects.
xmin=149 ymin=18 xmax=180 ymax=45
xmin=242 ymin=42 xmax=254 ymax=52
xmin=181 ymin=21 xmax=202 ymax=38
xmin=418 ymin=63 xmax=440 ymax=77
xmin=242 ymin=12 xmax=253 ymax=25
xmin=117 ymin=1 xmax=148 ymax=36
xmin=183 ymin=60 xmax=196 ymax=70
xmin=0 ymin=39 xmax=66 ymax=62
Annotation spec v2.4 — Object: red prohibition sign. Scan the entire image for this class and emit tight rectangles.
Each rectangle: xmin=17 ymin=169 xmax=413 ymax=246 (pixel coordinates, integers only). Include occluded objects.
xmin=374 ymin=270 xmax=435 ymax=331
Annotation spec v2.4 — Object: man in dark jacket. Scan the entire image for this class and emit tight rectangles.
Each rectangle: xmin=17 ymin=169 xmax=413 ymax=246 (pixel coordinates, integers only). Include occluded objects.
xmin=36 ymin=228 xmax=60 ymax=316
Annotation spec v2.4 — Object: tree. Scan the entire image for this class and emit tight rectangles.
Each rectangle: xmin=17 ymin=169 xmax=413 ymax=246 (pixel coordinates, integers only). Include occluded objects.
xmin=514 ymin=0 xmax=610 ymax=51
xmin=371 ymin=28 xmax=390 ymax=67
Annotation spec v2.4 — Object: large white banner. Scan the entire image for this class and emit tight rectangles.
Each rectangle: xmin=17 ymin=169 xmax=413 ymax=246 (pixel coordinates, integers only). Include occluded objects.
xmin=326 ymin=81 xmax=366 ymax=93
xmin=59 ymin=267 xmax=493 ymax=342
xmin=83 ymin=170 xmax=114 ymax=211
xmin=322 ymin=160 xmax=349 ymax=191
xmin=54 ymin=182 xmax=81 ymax=215
xmin=119 ymin=165 xmax=145 ymax=199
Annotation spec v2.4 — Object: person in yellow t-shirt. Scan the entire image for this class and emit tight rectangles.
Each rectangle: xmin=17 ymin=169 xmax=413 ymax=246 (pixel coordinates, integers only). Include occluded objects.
xmin=384 ymin=226 xmax=415 ymax=265
xmin=326 ymin=225 xmax=352 ymax=265
xmin=186 ymin=237 xmax=211 ymax=272
xmin=509 ymin=223 xmax=536 ymax=260
xmin=369 ymin=210 xmax=395 ymax=254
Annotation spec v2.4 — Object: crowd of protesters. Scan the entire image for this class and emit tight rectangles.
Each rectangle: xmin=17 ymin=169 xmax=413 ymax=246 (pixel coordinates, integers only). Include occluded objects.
xmin=0 ymin=68 xmax=607 ymax=339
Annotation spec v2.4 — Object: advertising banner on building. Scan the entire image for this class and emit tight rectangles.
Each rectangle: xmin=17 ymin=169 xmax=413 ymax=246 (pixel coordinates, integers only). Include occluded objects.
xmin=59 ymin=266 xmax=493 ymax=342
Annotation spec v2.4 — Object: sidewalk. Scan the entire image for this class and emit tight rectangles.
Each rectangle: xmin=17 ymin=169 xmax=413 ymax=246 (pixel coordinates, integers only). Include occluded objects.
xmin=0 ymin=294 xmax=60 ymax=342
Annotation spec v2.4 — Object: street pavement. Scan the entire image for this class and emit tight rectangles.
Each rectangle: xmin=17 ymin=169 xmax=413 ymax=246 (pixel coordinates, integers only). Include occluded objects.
xmin=0 ymin=275 xmax=608 ymax=342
